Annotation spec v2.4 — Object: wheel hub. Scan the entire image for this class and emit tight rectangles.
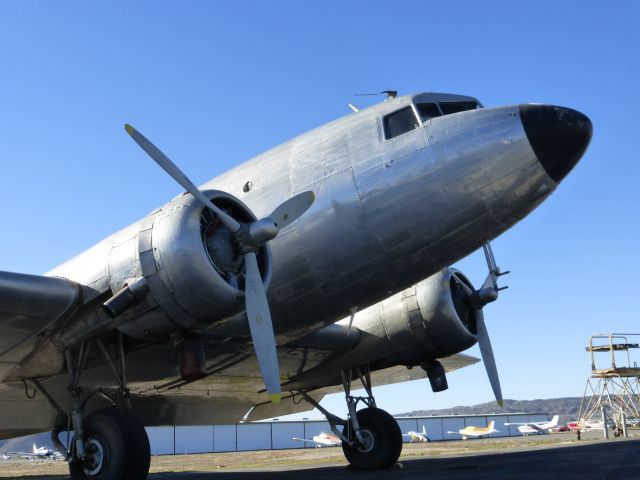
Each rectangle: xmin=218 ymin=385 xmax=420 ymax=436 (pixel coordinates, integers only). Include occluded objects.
xmin=355 ymin=428 xmax=375 ymax=453
xmin=83 ymin=437 xmax=105 ymax=476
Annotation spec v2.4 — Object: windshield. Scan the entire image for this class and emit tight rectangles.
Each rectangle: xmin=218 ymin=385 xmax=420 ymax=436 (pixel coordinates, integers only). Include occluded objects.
xmin=416 ymin=103 xmax=442 ymax=122
xmin=439 ymin=101 xmax=479 ymax=115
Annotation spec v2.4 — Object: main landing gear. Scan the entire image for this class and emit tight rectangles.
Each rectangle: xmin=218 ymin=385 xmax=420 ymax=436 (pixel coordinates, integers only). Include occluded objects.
xmin=29 ymin=333 xmax=151 ymax=480
xmin=296 ymin=366 xmax=403 ymax=470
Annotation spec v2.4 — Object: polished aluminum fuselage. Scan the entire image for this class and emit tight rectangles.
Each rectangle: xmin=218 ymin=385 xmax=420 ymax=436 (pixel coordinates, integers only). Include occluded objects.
xmin=50 ymin=93 xmax=555 ymax=342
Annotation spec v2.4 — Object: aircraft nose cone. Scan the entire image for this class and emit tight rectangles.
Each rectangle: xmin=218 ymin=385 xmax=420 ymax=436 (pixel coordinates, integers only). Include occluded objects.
xmin=519 ymin=104 xmax=592 ymax=183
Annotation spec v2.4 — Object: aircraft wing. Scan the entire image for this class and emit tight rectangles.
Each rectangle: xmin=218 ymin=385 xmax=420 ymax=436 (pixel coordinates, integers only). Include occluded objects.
xmin=0 ymin=272 xmax=80 ymax=380
xmin=504 ymin=421 xmax=544 ymax=430
xmin=0 ymin=325 xmax=479 ymax=438
xmin=527 ymin=424 xmax=545 ymax=433
xmin=0 ymin=267 xmax=479 ymax=436
xmin=292 ymin=437 xmax=322 ymax=444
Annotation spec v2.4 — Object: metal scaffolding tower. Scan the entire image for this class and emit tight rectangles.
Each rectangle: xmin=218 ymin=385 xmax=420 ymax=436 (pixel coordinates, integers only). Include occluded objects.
xmin=578 ymin=333 xmax=640 ymax=438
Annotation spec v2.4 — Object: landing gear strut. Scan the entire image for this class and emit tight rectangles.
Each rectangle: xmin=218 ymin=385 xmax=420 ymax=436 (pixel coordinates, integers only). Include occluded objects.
xmin=296 ymin=366 xmax=402 ymax=470
xmin=29 ymin=333 xmax=151 ymax=480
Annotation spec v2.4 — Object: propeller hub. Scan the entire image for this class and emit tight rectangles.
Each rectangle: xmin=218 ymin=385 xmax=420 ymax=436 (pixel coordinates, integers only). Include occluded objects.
xmin=248 ymin=218 xmax=279 ymax=245
xmin=470 ymin=287 xmax=498 ymax=309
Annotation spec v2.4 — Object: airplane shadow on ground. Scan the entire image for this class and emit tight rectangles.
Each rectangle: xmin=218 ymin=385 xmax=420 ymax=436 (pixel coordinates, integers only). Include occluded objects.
xmin=10 ymin=440 xmax=640 ymax=480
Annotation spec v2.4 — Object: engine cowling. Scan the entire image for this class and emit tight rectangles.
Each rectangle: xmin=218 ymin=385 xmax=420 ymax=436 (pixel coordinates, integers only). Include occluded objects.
xmin=412 ymin=267 xmax=479 ymax=359
xmin=339 ymin=268 xmax=480 ymax=367
xmin=107 ymin=190 xmax=271 ymax=340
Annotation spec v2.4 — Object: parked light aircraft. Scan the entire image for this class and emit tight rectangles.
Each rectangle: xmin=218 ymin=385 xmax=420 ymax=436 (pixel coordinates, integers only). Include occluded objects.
xmin=505 ymin=415 xmax=560 ymax=436
xmin=403 ymin=425 xmax=431 ymax=443
xmin=10 ymin=443 xmax=64 ymax=460
xmin=447 ymin=421 xmax=499 ymax=440
xmin=292 ymin=432 xmax=341 ymax=447
xmin=569 ymin=418 xmax=615 ymax=432
xmin=0 ymin=92 xmax=591 ymax=478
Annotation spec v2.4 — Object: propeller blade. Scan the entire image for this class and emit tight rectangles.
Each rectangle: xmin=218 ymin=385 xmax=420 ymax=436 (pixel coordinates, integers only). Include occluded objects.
xmin=243 ymin=251 xmax=281 ymax=403
xmin=268 ymin=191 xmax=315 ymax=229
xmin=124 ymin=124 xmax=241 ymax=233
xmin=475 ymin=309 xmax=503 ymax=407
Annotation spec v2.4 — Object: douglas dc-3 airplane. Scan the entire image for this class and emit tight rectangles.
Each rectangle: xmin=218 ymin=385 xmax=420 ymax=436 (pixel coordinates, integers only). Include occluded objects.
xmin=0 ymin=91 xmax=591 ymax=479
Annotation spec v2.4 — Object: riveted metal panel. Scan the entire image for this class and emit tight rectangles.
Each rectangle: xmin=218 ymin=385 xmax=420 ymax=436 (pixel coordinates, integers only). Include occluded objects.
xmin=0 ymin=272 xmax=79 ymax=367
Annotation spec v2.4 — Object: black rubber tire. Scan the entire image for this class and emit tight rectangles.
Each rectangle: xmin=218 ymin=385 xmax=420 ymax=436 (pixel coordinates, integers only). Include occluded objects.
xmin=69 ymin=408 xmax=150 ymax=480
xmin=341 ymin=407 xmax=403 ymax=470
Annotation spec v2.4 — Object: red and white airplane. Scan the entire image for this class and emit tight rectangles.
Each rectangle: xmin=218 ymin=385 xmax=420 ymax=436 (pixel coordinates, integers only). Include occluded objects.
xmin=292 ymin=432 xmax=341 ymax=448
xmin=504 ymin=415 xmax=560 ymax=436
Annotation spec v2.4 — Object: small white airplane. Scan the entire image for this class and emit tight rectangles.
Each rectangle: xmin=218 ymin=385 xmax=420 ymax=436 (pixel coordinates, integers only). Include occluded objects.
xmin=403 ymin=425 xmax=431 ymax=443
xmin=447 ymin=421 xmax=499 ymax=440
xmin=11 ymin=443 xmax=63 ymax=460
xmin=292 ymin=432 xmax=341 ymax=448
xmin=504 ymin=415 xmax=560 ymax=436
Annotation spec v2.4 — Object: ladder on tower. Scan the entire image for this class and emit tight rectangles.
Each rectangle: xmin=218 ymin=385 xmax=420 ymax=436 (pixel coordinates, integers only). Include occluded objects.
xmin=577 ymin=333 xmax=640 ymax=438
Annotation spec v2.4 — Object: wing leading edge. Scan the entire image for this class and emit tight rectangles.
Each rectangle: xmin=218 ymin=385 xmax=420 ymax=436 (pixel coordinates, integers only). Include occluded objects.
xmin=0 ymin=271 xmax=80 ymax=380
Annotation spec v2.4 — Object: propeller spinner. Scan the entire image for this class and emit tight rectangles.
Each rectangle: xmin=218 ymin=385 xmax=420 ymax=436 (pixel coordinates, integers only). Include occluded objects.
xmin=125 ymin=124 xmax=314 ymax=403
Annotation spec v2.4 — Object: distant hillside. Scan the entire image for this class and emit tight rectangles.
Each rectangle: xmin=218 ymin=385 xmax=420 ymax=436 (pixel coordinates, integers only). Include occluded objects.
xmin=396 ymin=397 xmax=585 ymax=424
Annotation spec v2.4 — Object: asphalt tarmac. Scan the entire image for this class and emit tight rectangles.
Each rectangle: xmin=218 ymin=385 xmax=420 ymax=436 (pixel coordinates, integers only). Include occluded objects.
xmin=148 ymin=438 xmax=640 ymax=480
xmin=2 ymin=434 xmax=638 ymax=479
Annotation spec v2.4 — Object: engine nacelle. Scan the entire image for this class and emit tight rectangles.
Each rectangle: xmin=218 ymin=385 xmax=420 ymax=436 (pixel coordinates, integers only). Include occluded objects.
xmin=344 ymin=268 xmax=479 ymax=366
xmin=106 ymin=190 xmax=271 ymax=340
xmin=411 ymin=268 xmax=479 ymax=359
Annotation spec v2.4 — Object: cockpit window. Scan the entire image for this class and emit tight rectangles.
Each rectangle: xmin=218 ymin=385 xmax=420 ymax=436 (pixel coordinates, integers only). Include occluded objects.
xmin=439 ymin=101 xmax=479 ymax=115
xmin=416 ymin=103 xmax=442 ymax=121
xmin=383 ymin=106 xmax=420 ymax=140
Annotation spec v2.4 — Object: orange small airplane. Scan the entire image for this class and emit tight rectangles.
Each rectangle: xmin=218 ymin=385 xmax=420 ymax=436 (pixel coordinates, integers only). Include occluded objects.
xmin=447 ymin=421 xmax=499 ymax=440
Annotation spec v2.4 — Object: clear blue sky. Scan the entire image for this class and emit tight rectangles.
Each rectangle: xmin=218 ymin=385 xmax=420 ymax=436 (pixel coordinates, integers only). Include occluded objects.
xmin=1 ymin=1 xmax=639 ymax=419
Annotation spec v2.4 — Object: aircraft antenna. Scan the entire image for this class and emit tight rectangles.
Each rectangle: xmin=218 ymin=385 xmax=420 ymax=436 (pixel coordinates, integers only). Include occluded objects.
xmin=354 ymin=90 xmax=398 ymax=101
